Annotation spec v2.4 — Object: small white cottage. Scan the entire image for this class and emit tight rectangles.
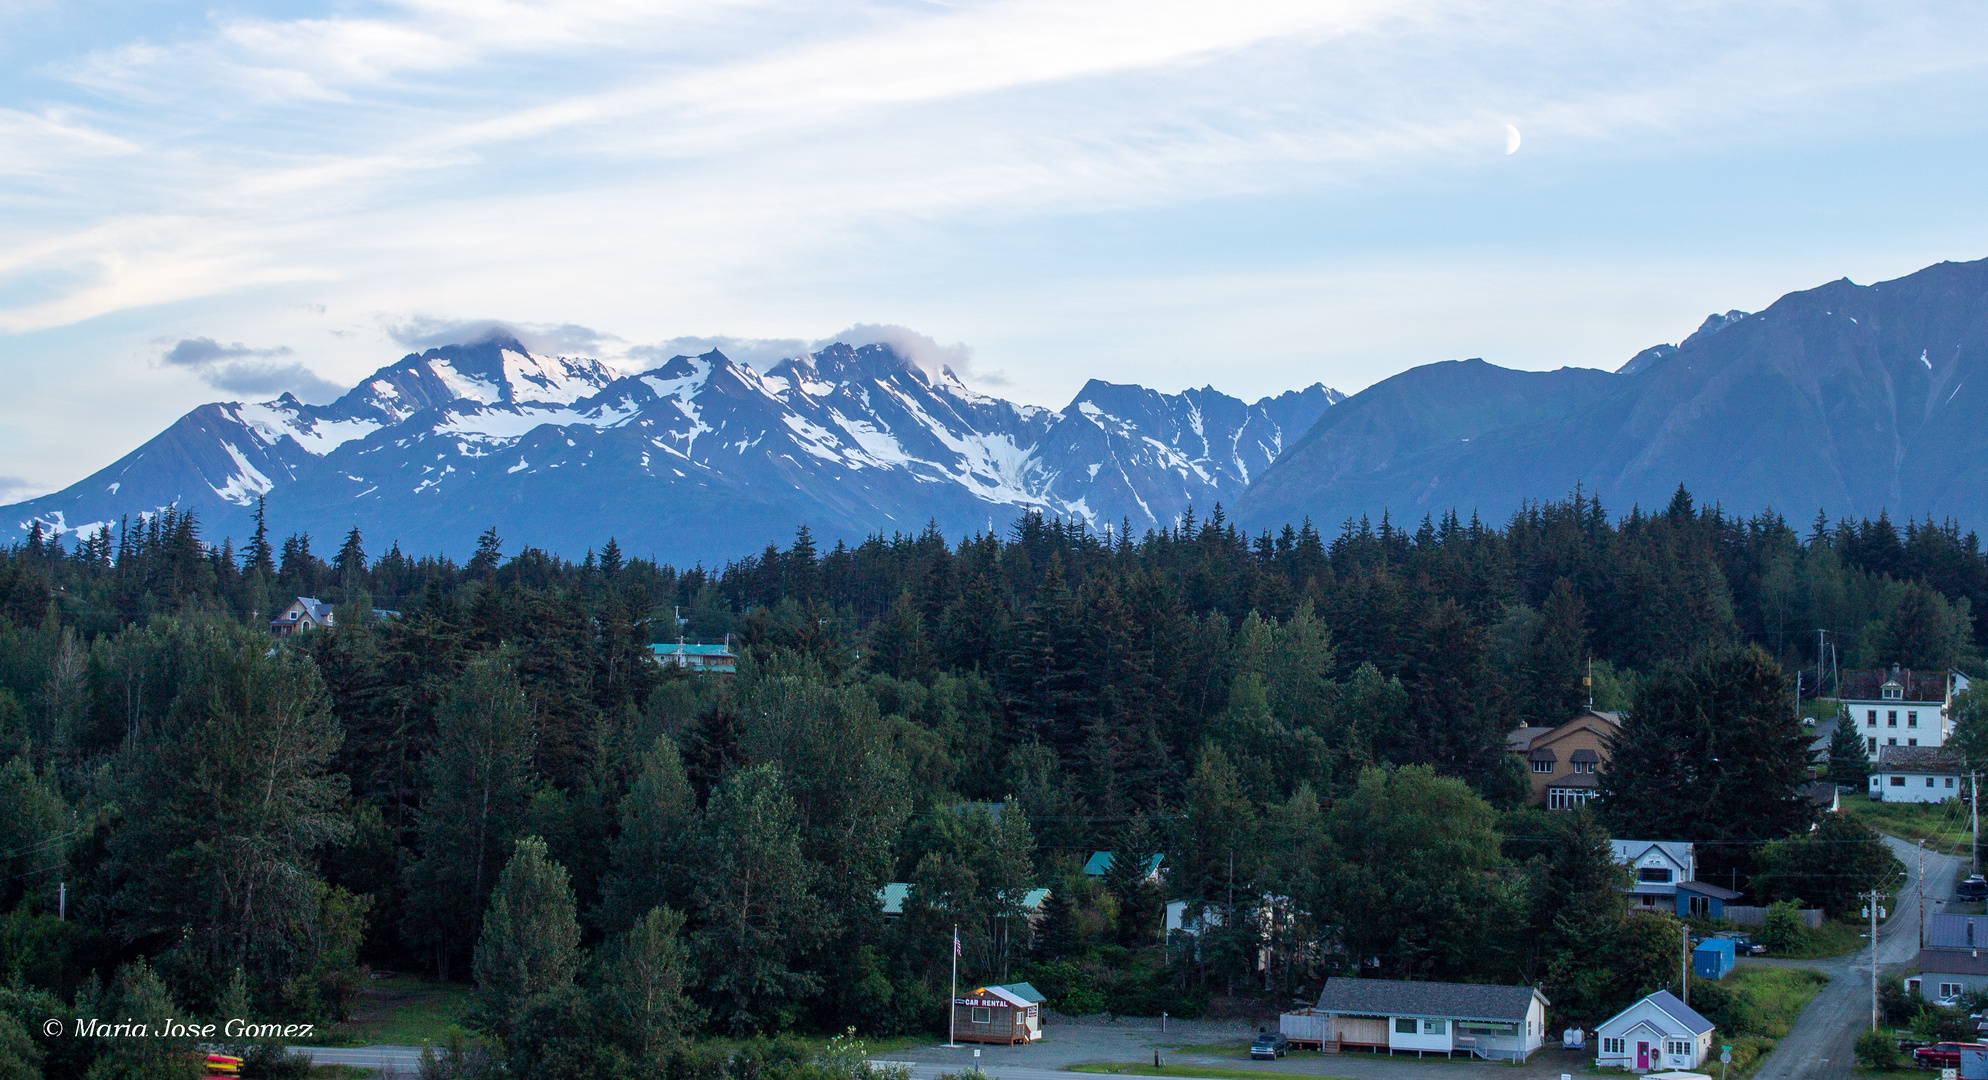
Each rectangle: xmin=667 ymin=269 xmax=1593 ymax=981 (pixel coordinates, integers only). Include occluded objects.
xmin=1595 ymin=991 xmax=1715 ymax=1073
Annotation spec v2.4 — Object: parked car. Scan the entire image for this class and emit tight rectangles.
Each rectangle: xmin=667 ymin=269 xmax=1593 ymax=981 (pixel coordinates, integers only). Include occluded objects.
xmin=1252 ymin=1031 xmax=1291 ymax=1059
xmin=1715 ymin=930 xmax=1767 ymax=956
xmin=1958 ymin=876 xmax=1988 ymax=900
xmin=1911 ymin=1041 xmax=1988 ymax=1068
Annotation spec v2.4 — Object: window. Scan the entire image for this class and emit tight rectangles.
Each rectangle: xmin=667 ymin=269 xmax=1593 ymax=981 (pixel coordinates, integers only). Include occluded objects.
xmin=1458 ymin=1022 xmax=1518 ymax=1036
xmin=1422 ymin=1019 xmax=1447 ymax=1036
xmin=971 ymin=1008 xmax=990 ymax=1024
xmin=1928 ymin=777 xmax=1938 ymax=788
xmin=1886 ymin=685 xmax=1903 ymax=700
xmin=1910 ymin=711 xmax=1919 ymax=727
xmin=1948 ymin=778 xmax=1957 ymax=788
xmin=1667 ymin=1040 xmax=1690 ymax=1057
xmin=1892 ymin=775 xmax=1907 ymax=786
xmin=1532 ymin=759 xmax=1553 ymax=773
xmin=1549 ymin=788 xmax=1596 ymax=810
xmin=1603 ymin=1038 xmax=1625 ymax=1055
xmin=1869 ymin=737 xmax=1879 ymax=752
xmin=1689 ymin=894 xmax=1711 ymax=916
xmin=1909 ymin=739 xmax=1919 ymax=746
xmin=1639 ymin=867 xmax=1672 ymax=883
xmin=1889 ymin=711 xmax=1899 ymax=726
xmin=1868 ymin=710 xmax=1878 ymax=726
xmin=1395 ymin=1019 xmax=1417 ymax=1034
xmin=1889 ymin=738 xmax=1899 ymax=746
xmin=1941 ymin=983 xmax=1963 ymax=1000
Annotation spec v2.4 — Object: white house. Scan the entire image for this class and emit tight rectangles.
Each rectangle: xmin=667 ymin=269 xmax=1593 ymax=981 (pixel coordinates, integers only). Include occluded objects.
xmin=1595 ymin=991 xmax=1716 ymax=1073
xmin=1868 ymin=746 xmax=1965 ymax=804
xmin=1908 ymin=950 xmax=1988 ymax=1003
xmin=1610 ymin=841 xmax=1696 ymax=910
xmin=1310 ymin=977 xmax=1549 ymax=1062
xmin=1841 ymin=665 xmax=1971 ymax=753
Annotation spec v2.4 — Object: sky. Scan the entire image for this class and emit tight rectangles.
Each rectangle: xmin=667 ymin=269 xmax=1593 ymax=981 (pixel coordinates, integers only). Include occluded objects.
xmin=4 ymin=0 xmax=1988 ymax=503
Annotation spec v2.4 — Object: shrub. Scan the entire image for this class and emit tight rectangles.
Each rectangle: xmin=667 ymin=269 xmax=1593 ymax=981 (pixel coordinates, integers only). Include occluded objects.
xmin=1879 ymin=973 xmax=1917 ymax=1025
xmin=1759 ymin=900 xmax=1806 ymax=953
xmin=1855 ymin=1027 xmax=1901 ymax=1069
xmin=1914 ymin=1003 xmax=1978 ymax=1042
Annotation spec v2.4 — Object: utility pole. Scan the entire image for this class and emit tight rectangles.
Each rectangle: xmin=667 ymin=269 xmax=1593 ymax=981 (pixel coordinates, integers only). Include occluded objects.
xmin=948 ymin=925 xmax=960 ymax=1048
xmin=1863 ymin=890 xmax=1887 ymax=1030
xmin=57 ymin=881 xmax=65 ymax=922
xmin=1587 ymin=657 xmax=1594 ymax=711
xmin=1975 ymin=773 xmax=1982 ymax=876
xmin=1919 ymin=840 xmax=1928 ymax=949
xmin=1818 ymin=628 xmax=1827 ymax=698
xmin=1681 ymin=923 xmax=1690 ymax=1005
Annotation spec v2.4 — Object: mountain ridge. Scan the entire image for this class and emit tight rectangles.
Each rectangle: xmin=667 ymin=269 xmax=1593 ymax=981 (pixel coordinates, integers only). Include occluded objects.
xmin=5 ymin=336 xmax=1338 ymax=562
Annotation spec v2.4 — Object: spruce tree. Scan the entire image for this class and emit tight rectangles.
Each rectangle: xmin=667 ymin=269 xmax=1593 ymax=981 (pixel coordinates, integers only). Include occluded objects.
xmin=599 ymin=736 xmax=699 ymax=932
xmin=691 ymin=764 xmax=825 ymax=1033
xmin=1828 ymin=719 xmax=1871 ymax=787
xmin=473 ymin=837 xmax=581 ymax=1043
xmin=404 ymin=653 xmax=539 ymax=981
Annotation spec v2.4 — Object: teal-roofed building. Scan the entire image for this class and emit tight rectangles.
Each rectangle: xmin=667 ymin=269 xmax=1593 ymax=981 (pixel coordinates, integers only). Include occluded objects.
xmin=1083 ymin=852 xmax=1164 ymax=880
xmin=650 ymin=641 xmax=737 ymax=673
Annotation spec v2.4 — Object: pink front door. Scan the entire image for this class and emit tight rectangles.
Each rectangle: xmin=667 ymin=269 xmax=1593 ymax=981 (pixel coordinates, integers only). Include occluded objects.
xmin=1637 ymin=1042 xmax=1649 ymax=1070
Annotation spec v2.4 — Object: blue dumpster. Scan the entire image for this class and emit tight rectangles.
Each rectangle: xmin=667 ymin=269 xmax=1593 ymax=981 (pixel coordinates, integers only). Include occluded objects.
xmin=1961 ymin=1046 xmax=1987 ymax=1079
xmin=1692 ymin=938 xmax=1736 ymax=980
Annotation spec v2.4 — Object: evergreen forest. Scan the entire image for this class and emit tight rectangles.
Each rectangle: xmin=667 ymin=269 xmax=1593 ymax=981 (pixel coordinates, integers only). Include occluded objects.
xmin=0 ymin=487 xmax=1980 ymax=1078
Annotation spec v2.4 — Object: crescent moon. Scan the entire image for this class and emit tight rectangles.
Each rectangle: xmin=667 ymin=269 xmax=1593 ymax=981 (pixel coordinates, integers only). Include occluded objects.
xmin=1505 ymin=124 xmax=1522 ymax=155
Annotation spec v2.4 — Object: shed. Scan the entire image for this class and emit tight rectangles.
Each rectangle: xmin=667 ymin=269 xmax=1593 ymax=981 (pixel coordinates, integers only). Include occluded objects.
xmin=1692 ymin=938 xmax=1735 ymax=980
xmin=952 ymin=984 xmax=1041 ymax=1045
xmin=1676 ymin=880 xmax=1742 ymax=920
xmin=1311 ymin=978 xmax=1549 ymax=1062
xmin=1594 ymin=991 xmax=1715 ymax=1073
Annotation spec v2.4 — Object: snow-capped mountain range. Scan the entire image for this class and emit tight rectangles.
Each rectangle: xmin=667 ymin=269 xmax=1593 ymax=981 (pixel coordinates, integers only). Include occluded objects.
xmin=5 ymin=336 xmax=1340 ymax=562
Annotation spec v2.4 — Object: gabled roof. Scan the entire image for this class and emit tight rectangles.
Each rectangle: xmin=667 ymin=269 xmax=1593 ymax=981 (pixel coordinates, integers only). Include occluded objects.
xmin=878 ymin=882 xmax=911 ymax=915
xmin=996 ymin=982 xmax=1047 ymax=1004
xmin=1874 ymin=745 xmax=1964 ymax=774
xmin=1840 ymin=667 xmax=1949 ymax=704
xmin=1919 ymin=949 xmax=1988 ymax=976
xmin=1927 ymin=913 xmax=1988 ymax=950
xmin=1598 ymin=991 xmax=1714 ymax=1037
xmin=1019 ymin=887 xmax=1050 ymax=911
xmin=1611 ymin=840 xmax=1693 ymax=869
xmin=1314 ymin=977 xmax=1546 ymax=1022
xmin=1506 ymin=726 xmax=1553 ymax=751
xmin=966 ymin=985 xmax=1031 ymax=1007
xmin=1678 ymin=880 xmax=1742 ymax=900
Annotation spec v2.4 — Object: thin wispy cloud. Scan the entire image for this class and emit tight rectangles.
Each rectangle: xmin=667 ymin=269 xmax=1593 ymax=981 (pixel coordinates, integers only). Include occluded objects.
xmin=2 ymin=0 xmax=1986 ymax=496
xmin=159 ymin=336 xmax=344 ymax=402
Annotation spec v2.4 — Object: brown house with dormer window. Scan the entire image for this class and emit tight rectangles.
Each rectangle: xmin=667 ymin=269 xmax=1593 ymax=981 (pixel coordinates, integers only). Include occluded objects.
xmin=1507 ymin=710 xmax=1622 ymax=809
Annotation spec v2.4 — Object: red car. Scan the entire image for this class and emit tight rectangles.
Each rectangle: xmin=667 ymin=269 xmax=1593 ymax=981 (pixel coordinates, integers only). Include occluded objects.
xmin=1911 ymin=1042 xmax=1986 ymax=1068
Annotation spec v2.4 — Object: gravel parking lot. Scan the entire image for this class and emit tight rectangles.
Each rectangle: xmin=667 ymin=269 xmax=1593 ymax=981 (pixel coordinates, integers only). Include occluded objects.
xmin=890 ymin=1016 xmax=1598 ymax=1080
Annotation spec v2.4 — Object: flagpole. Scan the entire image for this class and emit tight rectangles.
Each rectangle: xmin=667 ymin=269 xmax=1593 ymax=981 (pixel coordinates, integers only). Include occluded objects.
xmin=948 ymin=924 xmax=960 ymax=1047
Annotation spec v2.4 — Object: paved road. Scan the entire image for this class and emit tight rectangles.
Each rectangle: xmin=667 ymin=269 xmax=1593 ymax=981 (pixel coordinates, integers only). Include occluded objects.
xmin=295 ymin=1044 xmax=430 ymax=1073
xmin=1750 ymin=834 xmax=1960 ymax=1080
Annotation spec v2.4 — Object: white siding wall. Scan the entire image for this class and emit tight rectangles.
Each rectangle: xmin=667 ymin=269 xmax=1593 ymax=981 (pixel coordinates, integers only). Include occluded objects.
xmin=1386 ymin=1017 xmax=1454 ymax=1052
xmin=1870 ymin=771 xmax=1962 ymax=803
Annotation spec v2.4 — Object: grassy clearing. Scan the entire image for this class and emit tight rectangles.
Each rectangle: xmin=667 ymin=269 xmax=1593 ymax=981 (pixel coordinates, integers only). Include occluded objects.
xmin=299 ymin=977 xmax=476 ymax=1047
xmin=1723 ymin=966 xmax=1830 ymax=1039
xmin=1156 ymin=1043 xmax=1250 ymax=1055
xmin=309 ymin=1067 xmax=378 ymax=1079
xmin=1068 ymin=1066 xmax=1356 ymax=1080
xmin=1845 ymin=798 xmax=1975 ymax=857
xmin=1767 ymin=920 xmax=1869 ymax=959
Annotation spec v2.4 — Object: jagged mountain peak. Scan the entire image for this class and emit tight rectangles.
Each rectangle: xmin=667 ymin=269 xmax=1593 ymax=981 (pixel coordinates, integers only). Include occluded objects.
xmin=5 ymin=332 xmax=1343 ymax=560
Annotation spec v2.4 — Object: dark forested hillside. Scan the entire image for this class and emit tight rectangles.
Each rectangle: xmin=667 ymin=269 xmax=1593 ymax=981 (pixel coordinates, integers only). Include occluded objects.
xmin=0 ymin=491 xmax=1977 ymax=1074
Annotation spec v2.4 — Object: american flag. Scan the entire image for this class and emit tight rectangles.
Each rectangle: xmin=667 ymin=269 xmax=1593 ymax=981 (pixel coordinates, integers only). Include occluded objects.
xmin=954 ymin=928 xmax=961 ymax=957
